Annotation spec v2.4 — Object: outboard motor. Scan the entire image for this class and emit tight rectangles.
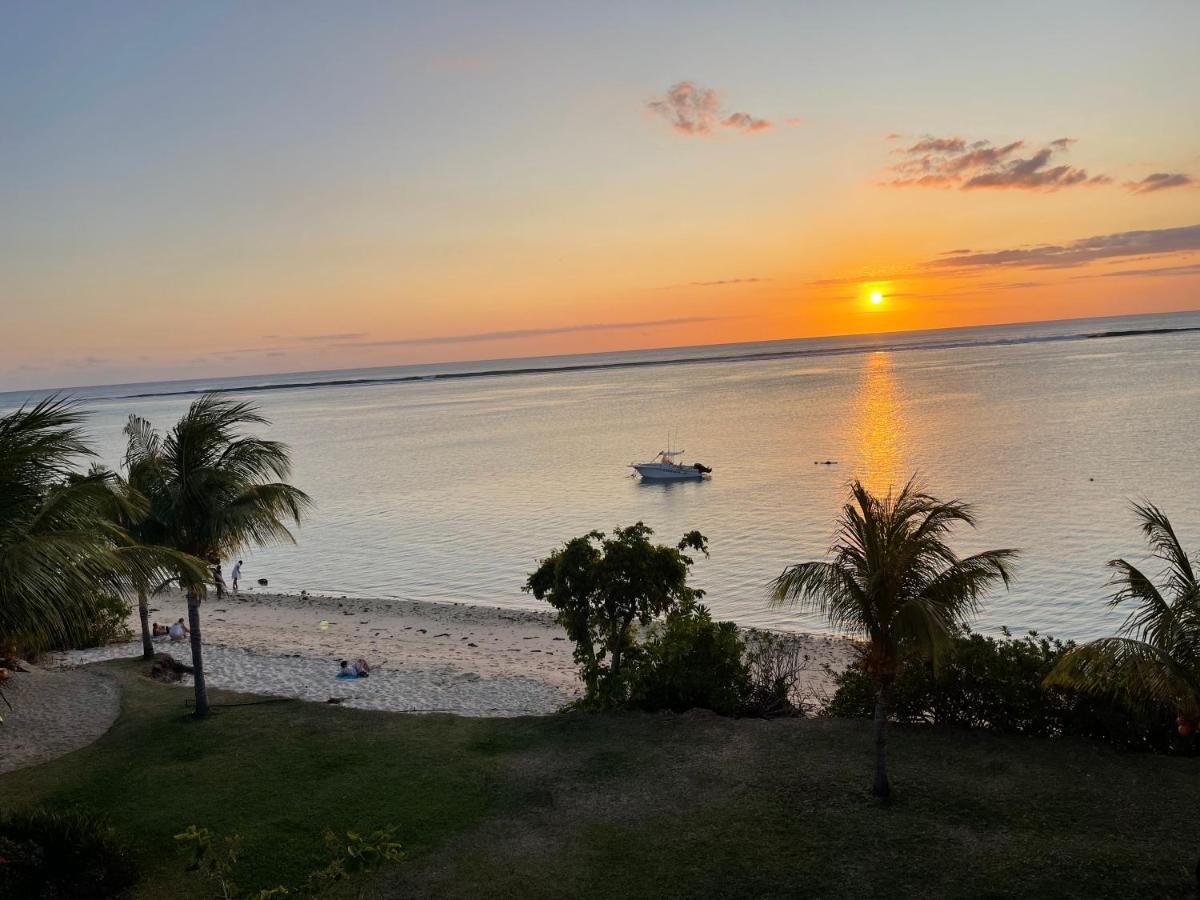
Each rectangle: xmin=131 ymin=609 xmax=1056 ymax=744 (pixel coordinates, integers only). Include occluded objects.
xmin=692 ymin=463 xmax=713 ymax=474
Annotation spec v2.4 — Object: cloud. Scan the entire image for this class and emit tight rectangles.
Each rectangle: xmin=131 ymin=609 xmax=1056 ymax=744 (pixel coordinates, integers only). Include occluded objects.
xmin=885 ymin=134 xmax=1110 ymax=191
xmin=1126 ymin=172 xmax=1194 ymax=194
xmin=688 ymin=277 xmax=770 ymax=287
xmin=924 ymin=223 xmax=1200 ymax=270
xmin=808 ymin=272 xmax=910 ymax=287
xmin=297 ymin=332 xmax=368 ymax=343
xmin=343 ymin=316 xmax=735 ymax=349
xmin=1089 ymin=262 xmax=1200 ymax=279
xmin=647 ymin=82 xmax=792 ymax=137
xmin=721 ymin=111 xmax=772 ymax=133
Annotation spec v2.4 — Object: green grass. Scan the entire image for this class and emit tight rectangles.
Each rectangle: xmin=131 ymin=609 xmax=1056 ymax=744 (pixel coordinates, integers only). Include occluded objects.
xmin=2 ymin=659 xmax=1197 ymax=899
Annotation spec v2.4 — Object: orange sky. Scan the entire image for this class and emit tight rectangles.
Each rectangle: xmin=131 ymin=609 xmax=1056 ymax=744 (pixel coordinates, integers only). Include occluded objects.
xmin=2 ymin=4 xmax=1198 ymax=390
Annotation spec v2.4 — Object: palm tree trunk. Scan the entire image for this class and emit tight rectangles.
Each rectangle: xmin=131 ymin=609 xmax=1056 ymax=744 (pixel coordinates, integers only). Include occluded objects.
xmin=872 ymin=685 xmax=891 ymax=800
xmin=138 ymin=587 xmax=153 ymax=660
xmin=186 ymin=587 xmax=209 ymax=717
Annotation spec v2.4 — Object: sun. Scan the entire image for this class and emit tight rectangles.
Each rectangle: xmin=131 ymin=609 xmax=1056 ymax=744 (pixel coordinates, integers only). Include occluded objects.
xmin=869 ymin=291 xmax=884 ymax=306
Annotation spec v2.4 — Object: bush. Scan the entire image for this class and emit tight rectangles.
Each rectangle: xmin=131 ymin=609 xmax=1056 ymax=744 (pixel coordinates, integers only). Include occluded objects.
xmin=825 ymin=628 xmax=1183 ymax=752
xmin=626 ymin=602 xmax=748 ymax=716
xmin=71 ymin=592 xmax=134 ymax=650
xmin=0 ymin=806 xmax=139 ymax=899
xmin=741 ymin=631 xmax=809 ymax=717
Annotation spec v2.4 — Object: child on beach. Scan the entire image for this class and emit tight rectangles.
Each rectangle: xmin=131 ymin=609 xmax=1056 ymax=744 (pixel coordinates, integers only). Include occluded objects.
xmin=152 ymin=622 xmax=168 ymax=638
xmin=169 ymin=619 xmax=189 ymax=642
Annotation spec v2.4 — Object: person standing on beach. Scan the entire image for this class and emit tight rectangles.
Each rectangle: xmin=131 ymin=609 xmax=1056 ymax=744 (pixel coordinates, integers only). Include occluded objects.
xmin=212 ymin=563 xmax=226 ymax=599
xmin=231 ymin=560 xmax=243 ymax=595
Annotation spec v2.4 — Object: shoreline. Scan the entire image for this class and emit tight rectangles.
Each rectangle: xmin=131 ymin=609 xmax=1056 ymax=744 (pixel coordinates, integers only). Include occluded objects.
xmin=50 ymin=590 xmax=857 ymax=717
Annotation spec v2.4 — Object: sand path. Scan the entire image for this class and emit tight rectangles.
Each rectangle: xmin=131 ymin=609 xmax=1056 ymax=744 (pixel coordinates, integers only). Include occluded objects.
xmin=0 ymin=665 xmax=121 ymax=774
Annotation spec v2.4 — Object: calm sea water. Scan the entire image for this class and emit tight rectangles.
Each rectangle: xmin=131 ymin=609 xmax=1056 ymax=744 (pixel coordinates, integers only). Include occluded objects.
xmin=6 ymin=311 xmax=1200 ymax=640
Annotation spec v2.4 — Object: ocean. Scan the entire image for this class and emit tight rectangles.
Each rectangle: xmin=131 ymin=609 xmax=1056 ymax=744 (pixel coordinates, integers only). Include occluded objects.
xmin=5 ymin=310 xmax=1200 ymax=640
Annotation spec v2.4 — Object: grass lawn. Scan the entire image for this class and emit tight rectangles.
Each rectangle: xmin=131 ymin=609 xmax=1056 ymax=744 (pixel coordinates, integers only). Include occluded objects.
xmin=2 ymin=658 xmax=1197 ymax=899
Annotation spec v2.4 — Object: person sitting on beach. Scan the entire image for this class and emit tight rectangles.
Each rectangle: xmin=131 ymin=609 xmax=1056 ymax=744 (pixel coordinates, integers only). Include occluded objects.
xmin=169 ymin=618 xmax=189 ymax=642
xmin=152 ymin=622 xmax=168 ymax=637
xmin=338 ymin=659 xmax=371 ymax=679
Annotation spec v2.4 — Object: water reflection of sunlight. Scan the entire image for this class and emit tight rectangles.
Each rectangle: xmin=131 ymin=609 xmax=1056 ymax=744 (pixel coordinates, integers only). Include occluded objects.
xmin=854 ymin=352 xmax=905 ymax=494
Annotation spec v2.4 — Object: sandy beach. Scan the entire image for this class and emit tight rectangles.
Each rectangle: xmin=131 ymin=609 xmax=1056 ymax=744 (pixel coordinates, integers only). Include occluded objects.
xmin=48 ymin=590 xmax=856 ymax=719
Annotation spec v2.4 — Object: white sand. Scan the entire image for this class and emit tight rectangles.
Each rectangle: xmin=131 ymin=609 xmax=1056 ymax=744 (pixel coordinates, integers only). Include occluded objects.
xmin=0 ymin=665 xmax=121 ymax=774
xmin=48 ymin=590 xmax=856 ymax=718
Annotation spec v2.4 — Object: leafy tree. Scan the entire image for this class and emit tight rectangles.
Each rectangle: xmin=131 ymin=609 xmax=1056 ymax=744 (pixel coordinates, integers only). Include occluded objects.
xmin=625 ymin=599 xmax=748 ymax=716
xmin=0 ymin=398 xmax=185 ymax=655
xmin=525 ymin=523 xmax=708 ymax=707
xmin=1046 ymin=502 xmax=1200 ymax=734
xmin=124 ymin=396 xmax=311 ymax=716
xmin=770 ymin=478 xmax=1016 ymax=799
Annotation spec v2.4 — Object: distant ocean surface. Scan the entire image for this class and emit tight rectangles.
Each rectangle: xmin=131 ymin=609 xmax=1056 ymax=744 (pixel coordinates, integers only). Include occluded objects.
xmin=6 ymin=311 xmax=1200 ymax=641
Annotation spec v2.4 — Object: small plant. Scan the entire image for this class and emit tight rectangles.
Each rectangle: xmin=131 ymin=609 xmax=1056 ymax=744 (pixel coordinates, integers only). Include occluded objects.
xmin=741 ymin=630 xmax=811 ymax=717
xmin=0 ymin=806 xmax=139 ymax=899
xmin=176 ymin=823 xmax=404 ymax=898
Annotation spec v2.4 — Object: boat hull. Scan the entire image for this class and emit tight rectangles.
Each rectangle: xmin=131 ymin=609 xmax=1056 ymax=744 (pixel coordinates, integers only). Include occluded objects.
xmin=631 ymin=463 xmax=707 ymax=481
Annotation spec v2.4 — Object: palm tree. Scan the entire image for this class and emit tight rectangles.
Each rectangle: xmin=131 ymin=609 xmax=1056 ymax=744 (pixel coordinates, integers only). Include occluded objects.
xmin=124 ymin=395 xmax=311 ymax=716
xmin=89 ymin=467 xmax=176 ymax=659
xmin=0 ymin=398 xmax=184 ymax=654
xmin=1045 ymin=502 xmax=1200 ymax=730
xmin=770 ymin=478 xmax=1017 ymax=799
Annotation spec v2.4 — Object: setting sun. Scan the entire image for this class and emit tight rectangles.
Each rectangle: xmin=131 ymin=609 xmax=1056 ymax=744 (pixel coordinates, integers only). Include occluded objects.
xmin=869 ymin=291 xmax=884 ymax=306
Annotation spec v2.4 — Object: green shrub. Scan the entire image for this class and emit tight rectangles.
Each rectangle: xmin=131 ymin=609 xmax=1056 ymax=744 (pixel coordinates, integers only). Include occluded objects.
xmin=825 ymin=628 xmax=1183 ymax=751
xmin=525 ymin=524 xmax=709 ymax=709
xmin=0 ymin=806 xmax=139 ymax=899
xmin=72 ymin=592 xmax=134 ymax=649
xmin=626 ymin=601 xmax=748 ymax=716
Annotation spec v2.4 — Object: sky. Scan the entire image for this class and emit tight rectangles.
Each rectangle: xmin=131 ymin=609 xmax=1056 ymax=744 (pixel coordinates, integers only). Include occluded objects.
xmin=2 ymin=1 xmax=1198 ymax=391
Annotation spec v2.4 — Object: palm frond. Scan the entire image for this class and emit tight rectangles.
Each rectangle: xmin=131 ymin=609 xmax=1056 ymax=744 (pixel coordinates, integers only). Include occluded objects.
xmin=1046 ymin=637 xmax=1200 ymax=716
xmin=768 ymin=477 xmax=1017 ymax=675
xmin=1131 ymin=500 xmax=1196 ymax=595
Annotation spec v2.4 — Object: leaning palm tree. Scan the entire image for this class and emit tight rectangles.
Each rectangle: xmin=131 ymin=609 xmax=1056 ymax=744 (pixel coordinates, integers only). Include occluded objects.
xmin=770 ymin=478 xmax=1017 ymax=799
xmin=0 ymin=398 xmax=186 ymax=654
xmin=1046 ymin=502 xmax=1200 ymax=731
xmin=124 ymin=395 xmax=311 ymax=716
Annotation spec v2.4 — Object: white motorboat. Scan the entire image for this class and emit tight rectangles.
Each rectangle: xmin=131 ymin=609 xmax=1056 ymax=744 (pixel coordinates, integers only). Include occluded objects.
xmin=630 ymin=449 xmax=712 ymax=481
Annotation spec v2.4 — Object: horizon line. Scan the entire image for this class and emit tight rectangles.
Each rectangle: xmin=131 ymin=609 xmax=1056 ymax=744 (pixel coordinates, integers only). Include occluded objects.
xmin=4 ymin=307 xmax=1198 ymax=402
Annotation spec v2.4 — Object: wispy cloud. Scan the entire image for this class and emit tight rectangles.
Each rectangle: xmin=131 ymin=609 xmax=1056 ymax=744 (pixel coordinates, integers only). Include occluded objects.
xmin=885 ymin=134 xmax=1110 ymax=191
xmin=298 ymin=332 xmax=368 ymax=343
xmin=808 ymin=271 xmax=912 ymax=287
xmin=688 ymin=277 xmax=770 ymax=287
xmin=341 ymin=316 xmax=735 ymax=349
xmin=263 ymin=332 xmax=368 ymax=343
xmin=1088 ymin=262 xmax=1200 ymax=279
xmin=1126 ymin=172 xmax=1194 ymax=194
xmin=647 ymin=82 xmax=793 ymax=137
xmin=924 ymin=223 xmax=1200 ymax=270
